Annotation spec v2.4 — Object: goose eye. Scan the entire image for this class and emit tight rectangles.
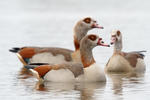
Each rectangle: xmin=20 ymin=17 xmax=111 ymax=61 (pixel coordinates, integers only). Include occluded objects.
xmin=83 ymin=17 xmax=91 ymax=24
xmin=88 ymin=35 xmax=97 ymax=41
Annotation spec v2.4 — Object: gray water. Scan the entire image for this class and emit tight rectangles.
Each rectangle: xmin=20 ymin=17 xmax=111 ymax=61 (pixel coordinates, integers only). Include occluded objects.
xmin=0 ymin=0 xmax=150 ymax=100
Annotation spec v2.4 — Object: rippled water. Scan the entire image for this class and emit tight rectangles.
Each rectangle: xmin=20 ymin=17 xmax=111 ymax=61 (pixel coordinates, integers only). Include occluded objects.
xmin=0 ymin=0 xmax=150 ymax=100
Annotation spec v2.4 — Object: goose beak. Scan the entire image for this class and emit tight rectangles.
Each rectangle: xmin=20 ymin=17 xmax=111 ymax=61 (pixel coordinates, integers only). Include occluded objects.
xmin=92 ymin=23 xmax=104 ymax=29
xmin=110 ymin=36 xmax=116 ymax=45
xmin=97 ymin=38 xmax=110 ymax=47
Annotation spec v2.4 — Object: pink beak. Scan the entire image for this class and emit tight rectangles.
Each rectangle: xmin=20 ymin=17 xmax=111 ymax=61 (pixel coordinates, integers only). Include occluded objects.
xmin=97 ymin=38 xmax=110 ymax=47
xmin=92 ymin=23 xmax=104 ymax=29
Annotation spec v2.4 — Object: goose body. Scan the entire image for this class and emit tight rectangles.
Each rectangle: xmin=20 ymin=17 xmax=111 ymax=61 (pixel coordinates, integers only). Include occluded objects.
xmin=9 ymin=17 xmax=104 ymax=65
xmin=26 ymin=34 xmax=110 ymax=82
xmin=105 ymin=30 xmax=146 ymax=73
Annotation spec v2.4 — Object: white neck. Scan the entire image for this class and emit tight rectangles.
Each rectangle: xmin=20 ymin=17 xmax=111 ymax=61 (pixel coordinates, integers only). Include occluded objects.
xmin=114 ymin=39 xmax=122 ymax=53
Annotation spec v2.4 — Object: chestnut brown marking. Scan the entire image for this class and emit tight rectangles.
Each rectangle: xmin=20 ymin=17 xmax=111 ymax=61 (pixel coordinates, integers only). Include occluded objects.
xmin=88 ymin=35 xmax=97 ymax=41
xmin=117 ymin=30 xmax=121 ymax=36
xmin=34 ymin=63 xmax=83 ymax=78
xmin=123 ymin=52 xmax=144 ymax=68
xmin=83 ymin=17 xmax=91 ymax=23
xmin=81 ymin=55 xmax=95 ymax=68
xmin=36 ymin=83 xmax=47 ymax=91
xmin=19 ymin=48 xmax=36 ymax=58
xmin=74 ymin=36 xmax=80 ymax=50
xmin=125 ymin=56 xmax=137 ymax=67
xmin=34 ymin=65 xmax=52 ymax=78
xmin=35 ymin=48 xmax=73 ymax=62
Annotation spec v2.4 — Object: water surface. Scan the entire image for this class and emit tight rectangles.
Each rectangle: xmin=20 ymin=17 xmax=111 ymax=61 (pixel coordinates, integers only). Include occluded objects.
xmin=0 ymin=0 xmax=150 ymax=100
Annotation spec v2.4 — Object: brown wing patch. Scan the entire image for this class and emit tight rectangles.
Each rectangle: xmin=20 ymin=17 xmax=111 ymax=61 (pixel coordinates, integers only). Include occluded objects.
xmin=34 ymin=62 xmax=83 ymax=78
xmin=83 ymin=17 xmax=91 ymax=23
xmin=19 ymin=48 xmax=36 ymax=58
xmin=60 ymin=62 xmax=84 ymax=77
xmin=34 ymin=65 xmax=52 ymax=78
xmin=51 ymin=63 xmax=84 ymax=78
xmin=123 ymin=52 xmax=140 ymax=67
xmin=36 ymin=48 xmax=73 ymax=62
xmin=88 ymin=35 xmax=97 ymax=41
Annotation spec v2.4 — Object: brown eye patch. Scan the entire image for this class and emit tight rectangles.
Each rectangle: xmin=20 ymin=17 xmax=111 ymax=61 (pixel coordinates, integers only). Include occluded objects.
xmin=88 ymin=35 xmax=97 ymax=41
xmin=83 ymin=17 xmax=91 ymax=23
xmin=117 ymin=30 xmax=121 ymax=36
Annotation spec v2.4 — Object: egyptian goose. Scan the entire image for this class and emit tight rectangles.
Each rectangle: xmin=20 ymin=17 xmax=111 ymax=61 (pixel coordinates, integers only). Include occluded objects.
xmin=9 ymin=17 xmax=104 ymax=65
xmin=105 ymin=30 xmax=146 ymax=72
xmin=25 ymin=34 xmax=110 ymax=82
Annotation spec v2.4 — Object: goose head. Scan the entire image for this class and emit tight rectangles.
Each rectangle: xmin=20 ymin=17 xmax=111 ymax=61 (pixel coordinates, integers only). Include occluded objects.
xmin=110 ymin=30 xmax=122 ymax=45
xmin=74 ymin=17 xmax=104 ymax=50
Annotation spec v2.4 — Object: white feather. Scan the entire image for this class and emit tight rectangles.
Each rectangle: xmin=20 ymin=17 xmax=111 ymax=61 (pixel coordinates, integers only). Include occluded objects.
xmin=106 ymin=55 xmax=146 ymax=73
xmin=30 ymin=52 xmax=67 ymax=64
xmin=44 ymin=69 xmax=75 ymax=82
xmin=43 ymin=63 xmax=106 ymax=82
xmin=134 ymin=58 xmax=146 ymax=72
xmin=111 ymin=30 xmax=118 ymax=35
xmin=106 ymin=55 xmax=132 ymax=72
xmin=81 ymin=63 xmax=106 ymax=82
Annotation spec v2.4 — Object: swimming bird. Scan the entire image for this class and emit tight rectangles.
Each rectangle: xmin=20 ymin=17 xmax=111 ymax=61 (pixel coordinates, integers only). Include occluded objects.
xmin=105 ymin=30 xmax=146 ymax=73
xmin=9 ymin=17 xmax=104 ymax=65
xmin=25 ymin=34 xmax=110 ymax=82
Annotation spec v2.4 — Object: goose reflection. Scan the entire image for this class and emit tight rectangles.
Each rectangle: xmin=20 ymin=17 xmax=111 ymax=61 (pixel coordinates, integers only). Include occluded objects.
xmin=18 ymin=67 xmax=32 ymax=79
xmin=35 ymin=81 xmax=106 ymax=100
xmin=77 ymin=82 xmax=106 ymax=100
xmin=107 ymin=72 xmax=145 ymax=95
xmin=17 ymin=67 xmax=106 ymax=100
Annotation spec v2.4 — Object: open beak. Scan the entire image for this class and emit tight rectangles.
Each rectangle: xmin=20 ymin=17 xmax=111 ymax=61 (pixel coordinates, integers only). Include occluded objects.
xmin=97 ymin=38 xmax=110 ymax=47
xmin=92 ymin=23 xmax=104 ymax=29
